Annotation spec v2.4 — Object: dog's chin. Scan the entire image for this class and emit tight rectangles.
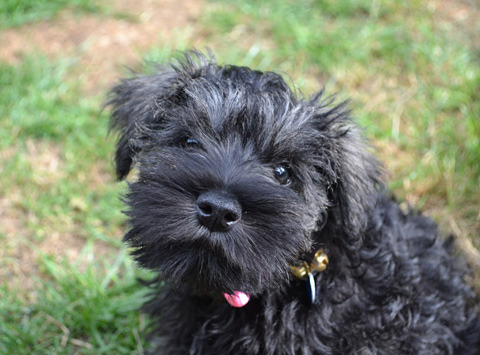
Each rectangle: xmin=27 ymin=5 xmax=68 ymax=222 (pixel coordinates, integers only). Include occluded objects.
xmin=172 ymin=281 xmax=253 ymax=307
xmin=152 ymin=237 xmax=294 ymax=307
xmin=127 ymin=214 xmax=311 ymax=304
xmin=165 ymin=262 xmax=286 ymax=306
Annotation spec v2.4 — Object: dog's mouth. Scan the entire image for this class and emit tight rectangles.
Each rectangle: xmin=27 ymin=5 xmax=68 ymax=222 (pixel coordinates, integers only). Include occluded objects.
xmin=223 ymin=291 xmax=251 ymax=307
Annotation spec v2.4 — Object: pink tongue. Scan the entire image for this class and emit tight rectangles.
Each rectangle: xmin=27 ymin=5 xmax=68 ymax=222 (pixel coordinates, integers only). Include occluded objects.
xmin=223 ymin=291 xmax=250 ymax=307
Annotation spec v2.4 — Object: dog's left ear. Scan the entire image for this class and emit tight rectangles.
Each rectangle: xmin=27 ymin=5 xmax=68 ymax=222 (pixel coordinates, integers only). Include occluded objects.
xmin=333 ymin=125 xmax=382 ymax=239
xmin=313 ymin=100 xmax=383 ymax=243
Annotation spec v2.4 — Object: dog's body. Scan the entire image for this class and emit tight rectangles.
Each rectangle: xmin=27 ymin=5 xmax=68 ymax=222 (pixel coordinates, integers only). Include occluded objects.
xmin=108 ymin=52 xmax=479 ymax=354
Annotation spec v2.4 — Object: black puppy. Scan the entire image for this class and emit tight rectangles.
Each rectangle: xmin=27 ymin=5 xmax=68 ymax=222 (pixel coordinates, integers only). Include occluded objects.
xmin=107 ymin=51 xmax=479 ymax=354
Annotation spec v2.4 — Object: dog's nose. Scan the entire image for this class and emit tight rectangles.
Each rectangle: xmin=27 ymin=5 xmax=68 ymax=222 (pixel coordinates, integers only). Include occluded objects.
xmin=196 ymin=191 xmax=242 ymax=232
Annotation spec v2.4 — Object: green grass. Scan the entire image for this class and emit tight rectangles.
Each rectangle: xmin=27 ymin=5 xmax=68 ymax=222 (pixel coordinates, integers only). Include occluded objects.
xmin=0 ymin=57 xmax=125 ymax=242
xmin=0 ymin=54 xmax=137 ymax=352
xmin=0 ymin=0 xmax=104 ymax=28
xmin=0 ymin=245 xmax=151 ymax=354
xmin=1 ymin=0 xmax=479 ymax=352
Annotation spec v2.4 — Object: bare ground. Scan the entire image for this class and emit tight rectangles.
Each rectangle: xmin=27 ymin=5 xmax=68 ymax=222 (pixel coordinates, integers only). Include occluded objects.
xmin=0 ymin=0 xmax=202 ymax=93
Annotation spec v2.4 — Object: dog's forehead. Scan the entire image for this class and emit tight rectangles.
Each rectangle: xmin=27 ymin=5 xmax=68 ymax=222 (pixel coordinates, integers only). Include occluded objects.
xmin=179 ymin=74 xmax=316 ymax=151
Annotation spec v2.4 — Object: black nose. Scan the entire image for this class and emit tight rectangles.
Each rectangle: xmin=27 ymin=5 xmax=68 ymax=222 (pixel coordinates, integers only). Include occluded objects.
xmin=196 ymin=191 xmax=242 ymax=232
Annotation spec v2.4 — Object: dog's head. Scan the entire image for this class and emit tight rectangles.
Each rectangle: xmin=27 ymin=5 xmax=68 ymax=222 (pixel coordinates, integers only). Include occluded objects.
xmin=107 ymin=51 xmax=381 ymax=305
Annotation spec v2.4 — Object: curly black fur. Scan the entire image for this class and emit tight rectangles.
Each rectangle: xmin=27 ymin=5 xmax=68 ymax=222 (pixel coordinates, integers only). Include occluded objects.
xmin=107 ymin=51 xmax=479 ymax=354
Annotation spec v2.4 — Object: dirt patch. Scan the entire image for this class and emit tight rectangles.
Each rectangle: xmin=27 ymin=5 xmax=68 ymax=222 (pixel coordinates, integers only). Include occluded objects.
xmin=24 ymin=139 xmax=66 ymax=187
xmin=0 ymin=0 xmax=203 ymax=93
xmin=0 ymin=224 xmax=116 ymax=297
xmin=435 ymin=0 xmax=480 ymax=45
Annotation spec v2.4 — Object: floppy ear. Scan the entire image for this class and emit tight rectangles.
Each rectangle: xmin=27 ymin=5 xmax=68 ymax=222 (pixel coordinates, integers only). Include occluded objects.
xmin=106 ymin=70 xmax=179 ymax=180
xmin=312 ymin=97 xmax=384 ymax=243
xmin=333 ymin=124 xmax=383 ymax=239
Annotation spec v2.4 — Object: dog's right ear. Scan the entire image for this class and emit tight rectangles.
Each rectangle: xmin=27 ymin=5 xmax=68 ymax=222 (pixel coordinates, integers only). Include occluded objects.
xmin=106 ymin=70 xmax=179 ymax=180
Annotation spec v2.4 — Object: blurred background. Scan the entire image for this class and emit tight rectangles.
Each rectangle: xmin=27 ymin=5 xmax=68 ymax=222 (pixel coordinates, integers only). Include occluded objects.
xmin=1 ymin=0 xmax=479 ymax=352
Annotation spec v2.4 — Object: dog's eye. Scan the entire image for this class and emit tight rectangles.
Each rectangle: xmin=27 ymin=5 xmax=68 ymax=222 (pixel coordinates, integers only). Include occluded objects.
xmin=273 ymin=165 xmax=292 ymax=185
xmin=184 ymin=138 xmax=201 ymax=149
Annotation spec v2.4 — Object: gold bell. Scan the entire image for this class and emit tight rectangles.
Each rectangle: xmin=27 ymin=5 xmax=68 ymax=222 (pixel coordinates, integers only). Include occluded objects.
xmin=290 ymin=249 xmax=329 ymax=279
xmin=310 ymin=249 xmax=329 ymax=272
xmin=290 ymin=261 xmax=309 ymax=280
